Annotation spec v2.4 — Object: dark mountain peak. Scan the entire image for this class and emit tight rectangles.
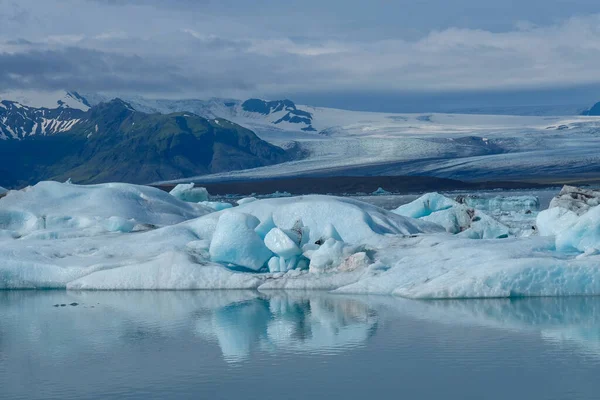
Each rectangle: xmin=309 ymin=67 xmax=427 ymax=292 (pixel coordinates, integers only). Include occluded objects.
xmin=67 ymin=91 xmax=92 ymax=108
xmin=242 ymin=98 xmax=297 ymax=115
xmin=88 ymin=98 xmax=136 ymax=126
xmin=581 ymin=102 xmax=600 ymax=116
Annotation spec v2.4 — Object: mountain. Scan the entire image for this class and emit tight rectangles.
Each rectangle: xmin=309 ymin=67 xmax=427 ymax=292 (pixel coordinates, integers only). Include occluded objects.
xmin=581 ymin=102 xmax=600 ymax=116
xmin=0 ymin=90 xmax=91 ymax=111
xmin=77 ymin=94 xmax=318 ymax=135
xmin=0 ymin=99 xmax=291 ymax=187
xmin=0 ymin=100 xmax=86 ymax=140
xmin=239 ymin=99 xmax=315 ymax=131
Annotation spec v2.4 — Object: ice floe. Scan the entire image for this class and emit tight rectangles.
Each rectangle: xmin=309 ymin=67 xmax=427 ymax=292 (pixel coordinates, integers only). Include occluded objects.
xmin=169 ymin=183 xmax=209 ymax=203
xmin=3 ymin=182 xmax=600 ymax=298
xmin=0 ymin=181 xmax=212 ymax=239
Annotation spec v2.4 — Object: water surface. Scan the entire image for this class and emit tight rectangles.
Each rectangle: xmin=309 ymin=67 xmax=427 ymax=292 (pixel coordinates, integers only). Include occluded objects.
xmin=2 ymin=291 xmax=600 ymax=399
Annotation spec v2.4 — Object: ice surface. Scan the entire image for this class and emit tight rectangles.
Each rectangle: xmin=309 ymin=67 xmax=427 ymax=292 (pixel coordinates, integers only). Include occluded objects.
xmin=0 ymin=181 xmax=212 ymax=238
xmin=264 ymin=227 xmax=302 ymax=259
xmin=537 ymin=186 xmax=600 ymax=252
xmin=237 ymin=197 xmax=257 ymax=205
xmin=458 ymin=195 xmax=540 ymax=212
xmin=169 ymin=183 xmax=209 ymax=203
xmin=372 ymin=187 xmax=391 ymax=195
xmin=198 ymin=201 xmax=234 ymax=211
xmin=209 ymin=212 xmax=273 ymax=271
xmin=5 ymin=186 xmax=600 ymax=298
xmin=393 ymin=192 xmax=457 ymax=218
xmin=394 ymin=193 xmax=510 ymax=239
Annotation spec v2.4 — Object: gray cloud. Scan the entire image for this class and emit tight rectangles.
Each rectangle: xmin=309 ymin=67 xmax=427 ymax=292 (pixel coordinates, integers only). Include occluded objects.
xmin=1 ymin=0 xmax=600 ymax=105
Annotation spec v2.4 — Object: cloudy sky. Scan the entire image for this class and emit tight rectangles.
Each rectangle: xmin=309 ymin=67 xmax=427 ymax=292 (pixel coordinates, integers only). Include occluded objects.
xmin=2 ymin=0 xmax=600 ymax=110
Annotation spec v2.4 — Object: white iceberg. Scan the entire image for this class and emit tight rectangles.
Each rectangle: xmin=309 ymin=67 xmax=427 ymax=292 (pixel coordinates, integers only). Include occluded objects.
xmin=0 ymin=181 xmax=212 ymax=238
xmin=5 ymin=184 xmax=600 ymax=299
xmin=209 ymin=212 xmax=273 ymax=271
xmin=198 ymin=201 xmax=234 ymax=211
xmin=169 ymin=183 xmax=209 ymax=203
xmin=537 ymin=186 xmax=600 ymax=252
xmin=457 ymin=195 xmax=540 ymax=212
xmin=394 ymin=192 xmax=510 ymax=239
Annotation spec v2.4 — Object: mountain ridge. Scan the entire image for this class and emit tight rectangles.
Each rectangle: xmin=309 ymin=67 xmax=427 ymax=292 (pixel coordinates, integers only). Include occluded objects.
xmin=0 ymin=98 xmax=292 ymax=187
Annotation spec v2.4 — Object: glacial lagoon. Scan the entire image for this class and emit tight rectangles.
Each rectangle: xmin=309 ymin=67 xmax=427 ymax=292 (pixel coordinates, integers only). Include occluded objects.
xmin=2 ymin=291 xmax=600 ymax=399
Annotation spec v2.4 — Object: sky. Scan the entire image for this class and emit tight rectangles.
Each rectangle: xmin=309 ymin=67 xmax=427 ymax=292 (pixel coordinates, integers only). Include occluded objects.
xmin=2 ymin=0 xmax=600 ymax=111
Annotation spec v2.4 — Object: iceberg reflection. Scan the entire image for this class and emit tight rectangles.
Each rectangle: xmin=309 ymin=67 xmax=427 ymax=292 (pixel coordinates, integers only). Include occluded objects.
xmin=195 ymin=292 xmax=378 ymax=362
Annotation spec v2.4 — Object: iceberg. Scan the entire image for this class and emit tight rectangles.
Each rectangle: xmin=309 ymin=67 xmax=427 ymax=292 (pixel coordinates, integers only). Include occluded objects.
xmin=457 ymin=195 xmax=540 ymax=212
xmin=169 ymin=183 xmax=209 ymax=203
xmin=237 ymin=197 xmax=257 ymax=205
xmin=6 ymin=183 xmax=600 ymax=299
xmin=0 ymin=181 xmax=212 ymax=238
xmin=209 ymin=212 xmax=273 ymax=271
xmin=394 ymin=193 xmax=510 ymax=239
xmin=372 ymin=187 xmax=391 ymax=195
xmin=537 ymin=186 xmax=600 ymax=252
xmin=198 ymin=201 xmax=234 ymax=211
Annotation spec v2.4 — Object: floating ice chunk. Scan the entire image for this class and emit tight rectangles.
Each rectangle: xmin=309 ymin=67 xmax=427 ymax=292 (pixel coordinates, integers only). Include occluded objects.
xmin=264 ymin=227 xmax=302 ymax=259
xmin=198 ymin=201 xmax=233 ymax=211
xmin=556 ymin=206 xmax=600 ymax=253
xmin=422 ymin=206 xmax=472 ymax=234
xmin=393 ymin=192 xmax=458 ymax=218
xmin=0 ymin=181 xmax=211 ymax=238
xmin=234 ymin=195 xmax=441 ymax=246
xmin=209 ymin=212 xmax=272 ymax=271
xmin=237 ymin=197 xmax=257 ymax=205
xmin=457 ymin=195 xmax=540 ymax=212
xmin=0 ymin=186 xmax=8 ymax=196
xmin=267 ymin=191 xmax=292 ymax=198
xmin=536 ymin=206 xmax=579 ymax=237
xmin=399 ymin=193 xmax=510 ymax=239
xmin=458 ymin=212 xmax=510 ymax=239
xmin=549 ymin=185 xmax=600 ymax=216
xmin=169 ymin=183 xmax=209 ymax=203
xmin=536 ymin=186 xmax=600 ymax=251
xmin=372 ymin=187 xmax=391 ymax=195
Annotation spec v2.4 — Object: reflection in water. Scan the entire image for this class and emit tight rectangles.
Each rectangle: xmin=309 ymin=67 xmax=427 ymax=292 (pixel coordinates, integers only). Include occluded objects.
xmin=3 ymin=292 xmax=600 ymax=364
xmin=196 ymin=293 xmax=378 ymax=362
xmin=4 ymin=292 xmax=600 ymax=399
xmin=0 ymin=291 xmax=379 ymax=364
xmin=390 ymin=296 xmax=600 ymax=356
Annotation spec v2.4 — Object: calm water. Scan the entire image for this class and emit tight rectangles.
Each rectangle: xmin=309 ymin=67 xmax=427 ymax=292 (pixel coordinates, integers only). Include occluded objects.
xmin=2 ymin=291 xmax=600 ymax=399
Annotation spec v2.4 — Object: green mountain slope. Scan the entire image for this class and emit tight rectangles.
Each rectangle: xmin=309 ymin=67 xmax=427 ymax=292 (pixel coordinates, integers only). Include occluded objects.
xmin=0 ymin=99 xmax=291 ymax=187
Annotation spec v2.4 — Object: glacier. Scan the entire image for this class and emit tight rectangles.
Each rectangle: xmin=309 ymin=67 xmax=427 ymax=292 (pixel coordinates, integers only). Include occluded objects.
xmin=2 ymin=181 xmax=600 ymax=298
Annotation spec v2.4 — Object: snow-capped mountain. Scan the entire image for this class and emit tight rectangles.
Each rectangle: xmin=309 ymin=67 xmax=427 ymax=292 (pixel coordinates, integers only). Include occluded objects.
xmin=0 ymin=100 xmax=85 ymax=140
xmin=0 ymin=98 xmax=291 ymax=186
xmin=81 ymin=95 xmax=318 ymax=134
xmin=0 ymin=90 xmax=91 ymax=111
xmin=0 ymin=90 xmax=92 ymax=140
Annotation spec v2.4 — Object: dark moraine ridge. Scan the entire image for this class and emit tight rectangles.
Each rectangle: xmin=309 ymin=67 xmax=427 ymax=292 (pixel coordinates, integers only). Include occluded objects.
xmin=154 ymin=175 xmax=552 ymax=196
